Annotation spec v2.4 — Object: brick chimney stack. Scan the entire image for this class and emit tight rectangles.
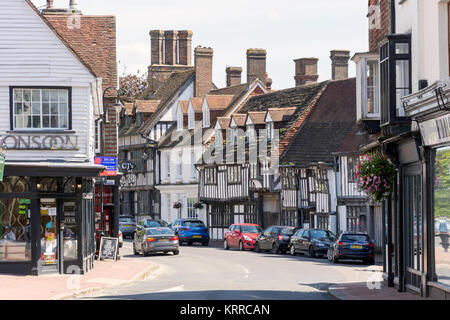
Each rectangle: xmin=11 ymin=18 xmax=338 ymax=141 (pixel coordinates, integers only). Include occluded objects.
xmin=164 ymin=30 xmax=178 ymax=65
xmin=194 ymin=46 xmax=214 ymax=97
xmin=178 ymin=30 xmax=193 ymax=66
xmin=150 ymin=30 xmax=164 ymax=65
xmin=294 ymin=58 xmax=319 ymax=87
xmin=226 ymin=67 xmax=242 ymax=87
xmin=246 ymin=49 xmax=267 ymax=85
xmin=330 ymin=50 xmax=350 ymax=80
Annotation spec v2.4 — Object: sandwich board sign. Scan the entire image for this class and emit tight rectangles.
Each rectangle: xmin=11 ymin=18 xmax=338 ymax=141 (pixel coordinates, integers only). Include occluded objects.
xmin=98 ymin=237 xmax=119 ymax=261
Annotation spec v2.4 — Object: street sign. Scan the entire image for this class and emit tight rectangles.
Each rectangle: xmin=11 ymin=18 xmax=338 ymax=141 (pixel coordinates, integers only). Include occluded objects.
xmin=95 ymin=157 xmax=117 ymax=176
xmin=119 ymin=161 xmax=136 ymax=173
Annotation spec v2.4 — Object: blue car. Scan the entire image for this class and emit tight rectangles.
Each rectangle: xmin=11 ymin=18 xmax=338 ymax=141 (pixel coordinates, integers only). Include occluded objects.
xmin=171 ymin=219 xmax=209 ymax=246
xmin=327 ymin=231 xmax=375 ymax=265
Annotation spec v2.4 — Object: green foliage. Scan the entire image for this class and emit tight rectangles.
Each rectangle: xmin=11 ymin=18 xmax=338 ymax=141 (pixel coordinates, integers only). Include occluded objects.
xmin=356 ymin=153 xmax=396 ymax=202
xmin=434 ymin=148 xmax=450 ymax=219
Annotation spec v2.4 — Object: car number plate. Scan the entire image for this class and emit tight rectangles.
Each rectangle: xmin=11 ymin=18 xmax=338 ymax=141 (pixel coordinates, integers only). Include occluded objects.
xmin=159 ymin=239 xmax=169 ymax=242
xmin=124 ymin=225 xmax=132 ymax=227
xmin=193 ymin=235 xmax=202 ymax=239
xmin=351 ymin=245 xmax=363 ymax=249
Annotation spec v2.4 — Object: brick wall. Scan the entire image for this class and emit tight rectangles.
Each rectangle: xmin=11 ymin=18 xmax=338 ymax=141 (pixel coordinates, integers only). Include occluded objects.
xmin=103 ymin=99 xmax=118 ymax=157
xmin=194 ymin=46 xmax=213 ymax=97
xmin=247 ymin=49 xmax=267 ymax=84
xmin=368 ymin=0 xmax=391 ymax=52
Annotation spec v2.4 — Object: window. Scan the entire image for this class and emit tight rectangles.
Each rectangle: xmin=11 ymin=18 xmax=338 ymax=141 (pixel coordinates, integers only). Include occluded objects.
xmin=249 ymin=162 xmax=258 ymax=179
xmin=191 ymin=151 xmax=197 ymax=180
xmin=231 ymin=127 xmax=237 ymax=144
xmin=165 ymin=154 xmax=171 ymax=179
xmin=366 ymin=60 xmax=379 ymax=115
xmin=95 ymin=119 xmax=103 ymax=154
xmin=188 ymin=109 xmax=195 ymax=130
xmin=267 ymin=122 xmax=274 ymax=141
xmin=137 ymin=191 xmax=150 ymax=215
xmin=433 ymin=146 xmax=450 ymax=287
xmin=347 ymin=156 xmax=359 ymax=182
xmin=204 ymin=167 xmax=217 ymax=185
xmin=282 ymin=169 xmax=297 ymax=189
xmin=187 ymin=198 xmax=198 ymax=219
xmin=379 ymin=34 xmax=411 ymax=124
xmin=177 ymin=108 xmax=183 ymax=131
xmin=215 ymin=129 xmax=223 ymax=147
xmin=317 ymin=215 xmax=329 ymax=230
xmin=347 ymin=206 xmax=362 ymax=232
xmin=247 ymin=125 xmax=256 ymax=144
xmin=227 ymin=166 xmax=241 ymax=184
xmin=313 ymin=169 xmax=329 ymax=193
xmin=203 ymin=108 xmax=210 ymax=128
xmin=177 ymin=151 xmax=183 ymax=179
xmin=11 ymin=88 xmax=70 ymax=130
xmin=131 ymin=149 xmax=146 ymax=172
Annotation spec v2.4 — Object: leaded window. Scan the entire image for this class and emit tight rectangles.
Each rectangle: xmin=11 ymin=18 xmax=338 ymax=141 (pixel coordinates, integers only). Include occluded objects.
xmin=204 ymin=167 xmax=217 ymax=185
xmin=227 ymin=166 xmax=240 ymax=184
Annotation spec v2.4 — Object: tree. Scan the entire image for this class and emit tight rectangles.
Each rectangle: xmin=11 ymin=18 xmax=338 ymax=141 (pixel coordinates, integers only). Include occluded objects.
xmin=118 ymin=67 xmax=148 ymax=102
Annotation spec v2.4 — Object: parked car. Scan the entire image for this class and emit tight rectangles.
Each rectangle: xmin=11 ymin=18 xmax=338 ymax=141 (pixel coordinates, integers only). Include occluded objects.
xmin=119 ymin=215 xmax=136 ymax=239
xmin=224 ymin=223 xmax=263 ymax=251
xmin=138 ymin=218 xmax=170 ymax=229
xmin=118 ymin=230 xmax=123 ymax=248
xmin=289 ymin=229 xmax=335 ymax=258
xmin=171 ymin=219 xmax=210 ymax=246
xmin=254 ymin=226 xmax=297 ymax=254
xmin=327 ymin=231 xmax=375 ymax=265
xmin=133 ymin=226 xmax=179 ymax=256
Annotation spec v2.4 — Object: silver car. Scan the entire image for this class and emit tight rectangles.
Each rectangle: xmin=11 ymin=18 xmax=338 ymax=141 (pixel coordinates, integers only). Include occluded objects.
xmin=133 ymin=226 xmax=179 ymax=256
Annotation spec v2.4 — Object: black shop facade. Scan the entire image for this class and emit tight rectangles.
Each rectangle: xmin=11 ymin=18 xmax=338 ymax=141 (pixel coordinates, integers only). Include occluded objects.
xmin=0 ymin=160 xmax=103 ymax=276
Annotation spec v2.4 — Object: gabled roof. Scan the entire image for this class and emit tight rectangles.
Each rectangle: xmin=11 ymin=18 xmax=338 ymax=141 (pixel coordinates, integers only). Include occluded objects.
xmin=42 ymin=9 xmax=117 ymax=96
xmin=190 ymin=97 xmax=204 ymax=113
xmin=178 ymin=100 xmax=190 ymax=114
xmin=138 ymin=69 xmax=195 ymax=133
xmin=205 ymin=95 xmax=234 ymax=110
xmin=247 ymin=112 xmax=267 ymax=125
xmin=23 ymin=0 xmax=97 ymax=79
xmin=267 ymin=107 xmax=296 ymax=122
xmin=216 ymin=117 xmax=231 ymax=130
xmin=231 ymin=114 xmax=247 ymax=127
xmin=136 ymin=100 xmax=160 ymax=113
xmin=281 ymin=78 xmax=358 ymax=166
xmin=124 ymin=102 xmax=134 ymax=115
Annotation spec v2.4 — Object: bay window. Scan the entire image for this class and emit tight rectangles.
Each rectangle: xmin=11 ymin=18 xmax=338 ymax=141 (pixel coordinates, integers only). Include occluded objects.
xmin=353 ymin=53 xmax=380 ymax=120
xmin=11 ymin=87 xmax=70 ymax=130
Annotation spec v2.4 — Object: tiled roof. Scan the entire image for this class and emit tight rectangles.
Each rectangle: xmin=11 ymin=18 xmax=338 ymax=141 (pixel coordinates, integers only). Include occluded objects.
xmin=138 ymin=69 xmax=195 ymax=133
xmin=209 ymin=83 xmax=248 ymax=96
xmin=190 ymin=97 xmax=203 ymax=113
xmin=136 ymin=100 xmax=160 ymax=113
xmin=216 ymin=117 xmax=231 ymax=129
xmin=247 ymin=112 xmax=267 ymax=125
xmin=179 ymin=100 xmax=189 ymax=114
xmin=43 ymin=13 xmax=117 ymax=97
xmin=267 ymin=107 xmax=296 ymax=122
xmin=205 ymin=95 xmax=234 ymax=110
xmin=124 ymin=102 xmax=134 ymax=115
xmin=281 ymin=78 xmax=358 ymax=166
xmin=231 ymin=114 xmax=247 ymax=127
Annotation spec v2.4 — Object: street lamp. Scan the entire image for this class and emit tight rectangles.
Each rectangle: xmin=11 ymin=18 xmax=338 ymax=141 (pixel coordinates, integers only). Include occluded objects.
xmin=103 ymin=86 xmax=125 ymax=123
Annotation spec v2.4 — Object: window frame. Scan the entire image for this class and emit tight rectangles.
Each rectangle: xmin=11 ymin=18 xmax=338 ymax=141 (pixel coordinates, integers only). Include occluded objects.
xmin=204 ymin=167 xmax=217 ymax=185
xmin=227 ymin=165 xmax=241 ymax=185
xmin=10 ymin=86 xmax=72 ymax=131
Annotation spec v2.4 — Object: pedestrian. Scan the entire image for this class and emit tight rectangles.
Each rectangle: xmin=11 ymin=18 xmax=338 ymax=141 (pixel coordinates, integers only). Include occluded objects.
xmin=1 ymin=225 xmax=16 ymax=241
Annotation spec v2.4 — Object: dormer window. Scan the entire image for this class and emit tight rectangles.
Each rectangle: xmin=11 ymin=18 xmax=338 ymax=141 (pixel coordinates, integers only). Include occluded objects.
xmin=177 ymin=107 xmax=183 ymax=131
xmin=215 ymin=129 xmax=222 ymax=147
xmin=247 ymin=125 xmax=256 ymax=144
xmin=231 ymin=126 xmax=237 ymax=144
xmin=202 ymin=101 xmax=210 ymax=128
xmin=267 ymin=121 xmax=274 ymax=141
xmin=380 ymin=34 xmax=411 ymax=126
xmin=188 ymin=108 xmax=195 ymax=130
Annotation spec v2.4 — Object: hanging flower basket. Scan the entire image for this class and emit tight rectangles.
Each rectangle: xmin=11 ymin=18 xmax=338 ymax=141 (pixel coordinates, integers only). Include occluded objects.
xmin=193 ymin=202 xmax=203 ymax=209
xmin=173 ymin=202 xmax=182 ymax=209
xmin=356 ymin=153 xmax=396 ymax=203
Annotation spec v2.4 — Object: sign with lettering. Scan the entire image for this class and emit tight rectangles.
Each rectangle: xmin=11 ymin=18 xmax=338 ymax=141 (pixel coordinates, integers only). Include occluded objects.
xmin=98 ymin=237 xmax=119 ymax=261
xmin=95 ymin=157 xmax=117 ymax=176
xmin=420 ymin=114 xmax=450 ymax=146
xmin=119 ymin=161 xmax=136 ymax=173
xmin=0 ymin=135 xmax=79 ymax=150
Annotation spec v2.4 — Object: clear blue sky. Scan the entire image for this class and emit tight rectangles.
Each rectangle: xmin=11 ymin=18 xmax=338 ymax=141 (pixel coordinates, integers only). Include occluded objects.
xmin=32 ymin=0 xmax=369 ymax=90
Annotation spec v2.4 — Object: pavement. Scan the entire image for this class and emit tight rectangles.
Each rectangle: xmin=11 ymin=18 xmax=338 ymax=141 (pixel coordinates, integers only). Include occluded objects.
xmin=327 ymin=282 xmax=430 ymax=300
xmin=0 ymin=252 xmax=158 ymax=300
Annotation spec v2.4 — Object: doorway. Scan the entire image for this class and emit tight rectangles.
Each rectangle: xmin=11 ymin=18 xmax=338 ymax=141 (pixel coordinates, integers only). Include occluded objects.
xmin=39 ymin=198 xmax=59 ymax=274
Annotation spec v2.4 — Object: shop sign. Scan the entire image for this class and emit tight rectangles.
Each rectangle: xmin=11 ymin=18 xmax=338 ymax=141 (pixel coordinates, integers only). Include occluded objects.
xmin=0 ymin=135 xmax=79 ymax=150
xmin=95 ymin=157 xmax=117 ymax=176
xmin=420 ymin=114 xmax=450 ymax=146
xmin=119 ymin=161 xmax=136 ymax=173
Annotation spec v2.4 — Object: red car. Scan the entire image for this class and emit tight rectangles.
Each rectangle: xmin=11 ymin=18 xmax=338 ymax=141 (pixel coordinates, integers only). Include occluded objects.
xmin=223 ymin=223 xmax=263 ymax=251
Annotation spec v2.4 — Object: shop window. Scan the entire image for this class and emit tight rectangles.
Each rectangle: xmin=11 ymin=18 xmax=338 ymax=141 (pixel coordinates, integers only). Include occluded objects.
xmin=317 ymin=215 xmax=329 ymax=230
xmin=379 ymin=34 xmax=411 ymax=126
xmin=37 ymin=178 xmax=60 ymax=192
xmin=347 ymin=206 xmax=362 ymax=232
xmin=434 ymin=146 xmax=450 ymax=287
xmin=0 ymin=198 xmax=32 ymax=262
xmin=11 ymin=87 xmax=71 ymax=130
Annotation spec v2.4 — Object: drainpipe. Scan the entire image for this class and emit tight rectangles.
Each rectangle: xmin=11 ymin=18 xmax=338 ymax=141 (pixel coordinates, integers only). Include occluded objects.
xmin=333 ymin=155 xmax=340 ymax=235
xmin=390 ymin=0 xmax=396 ymax=34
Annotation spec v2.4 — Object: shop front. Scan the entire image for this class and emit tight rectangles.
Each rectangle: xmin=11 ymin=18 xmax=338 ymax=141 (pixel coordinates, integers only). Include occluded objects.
xmin=0 ymin=163 xmax=102 ymax=276
xmin=401 ymin=77 xmax=450 ymax=299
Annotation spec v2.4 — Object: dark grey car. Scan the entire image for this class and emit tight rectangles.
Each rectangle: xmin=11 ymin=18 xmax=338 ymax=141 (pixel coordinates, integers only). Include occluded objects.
xmin=119 ymin=215 xmax=136 ymax=239
xmin=133 ymin=226 xmax=179 ymax=256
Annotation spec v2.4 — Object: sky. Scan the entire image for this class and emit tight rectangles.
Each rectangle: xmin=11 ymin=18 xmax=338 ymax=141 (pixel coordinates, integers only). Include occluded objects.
xmin=32 ymin=0 xmax=369 ymax=90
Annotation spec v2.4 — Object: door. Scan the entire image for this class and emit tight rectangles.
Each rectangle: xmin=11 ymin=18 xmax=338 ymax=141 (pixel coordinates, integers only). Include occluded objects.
xmin=299 ymin=230 xmax=310 ymax=252
xmin=231 ymin=225 xmax=241 ymax=248
xmin=291 ymin=229 xmax=303 ymax=251
xmin=39 ymin=199 xmax=59 ymax=274
xmin=403 ymin=164 xmax=423 ymax=292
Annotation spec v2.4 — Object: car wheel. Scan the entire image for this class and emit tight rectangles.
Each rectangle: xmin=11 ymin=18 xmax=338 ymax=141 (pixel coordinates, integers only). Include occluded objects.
xmin=332 ymin=252 xmax=339 ymax=264
xmin=290 ymin=245 xmax=296 ymax=256
xmin=254 ymin=242 xmax=261 ymax=253
xmin=173 ymin=250 xmax=179 ymax=255
xmin=327 ymin=248 xmax=333 ymax=261
xmin=224 ymin=239 xmax=229 ymax=250
xmin=239 ymin=241 xmax=244 ymax=251
xmin=309 ymin=245 xmax=316 ymax=258
xmin=271 ymin=242 xmax=280 ymax=254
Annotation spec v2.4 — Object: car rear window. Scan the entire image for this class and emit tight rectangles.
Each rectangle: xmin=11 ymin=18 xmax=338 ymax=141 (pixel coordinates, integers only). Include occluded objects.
xmin=184 ymin=221 xmax=205 ymax=228
xmin=147 ymin=228 xmax=174 ymax=236
xmin=144 ymin=220 xmax=168 ymax=228
xmin=310 ymin=230 xmax=334 ymax=240
xmin=280 ymin=228 xmax=296 ymax=235
xmin=341 ymin=234 xmax=370 ymax=243
xmin=119 ymin=217 xmax=135 ymax=223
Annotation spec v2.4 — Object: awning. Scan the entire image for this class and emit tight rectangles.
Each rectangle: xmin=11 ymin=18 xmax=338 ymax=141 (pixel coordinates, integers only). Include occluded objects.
xmin=5 ymin=162 xmax=105 ymax=177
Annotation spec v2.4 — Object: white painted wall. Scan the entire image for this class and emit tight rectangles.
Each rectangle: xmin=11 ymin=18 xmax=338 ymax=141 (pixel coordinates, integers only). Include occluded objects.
xmin=0 ymin=0 xmax=97 ymax=162
xmin=160 ymin=81 xmax=194 ymax=122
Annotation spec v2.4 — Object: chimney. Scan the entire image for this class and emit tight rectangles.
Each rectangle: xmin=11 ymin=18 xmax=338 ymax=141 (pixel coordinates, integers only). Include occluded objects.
xmin=294 ymin=58 xmax=319 ymax=87
xmin=194 ymin=46 xmax=214 ymax=97
xmin=226 ymin=67 xmax=242 ymax=87
xmin=246 ymin=49 xmax=267 ymax=85
xmin=150 ymin=30 xmax=164 ymax=65
xmin=164 ymin=30 xmax=178 ymax=65
xmin=330 ymin=50 xmax=350 ymax=80
xmin=266 ymin=73 xmax=273 ymax=91
xmin=69 ymin=0 xmax=79 ymax=11
xmin=46 ymin=0 xmax=53 ymax=9
xmin=178 ymin=30 xmax=193 ymax=66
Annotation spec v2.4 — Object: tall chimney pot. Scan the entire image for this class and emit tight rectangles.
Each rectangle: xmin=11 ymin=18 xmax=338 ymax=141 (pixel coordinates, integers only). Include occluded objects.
xmin=226 ymin=67 xmax=242 ymax=87
xmin=294 ymin=58 xmax=319 ymax=87
xmin=246 ymin=48 xmax=267 ymax=85
xmin=194 ymin=46 xmax=214 ymax=97
xmin=330 ymin=50 xmax=350 ymax=81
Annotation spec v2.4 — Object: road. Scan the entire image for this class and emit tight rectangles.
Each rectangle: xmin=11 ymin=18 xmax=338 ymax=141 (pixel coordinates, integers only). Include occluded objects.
xmin=79 ymin=239 xmax=383 ymax=300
